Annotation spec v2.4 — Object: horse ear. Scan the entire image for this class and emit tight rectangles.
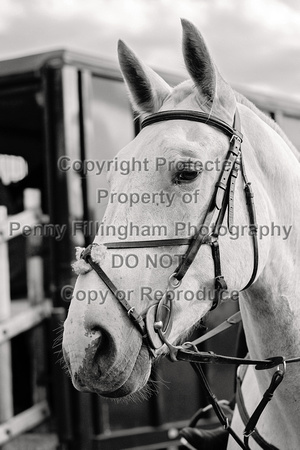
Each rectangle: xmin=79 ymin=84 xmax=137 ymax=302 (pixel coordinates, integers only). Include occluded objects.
xmin=118 ymin=40 xmax=171 ymax=113
xmin=181 ymin=19 xmax=217 ymax=103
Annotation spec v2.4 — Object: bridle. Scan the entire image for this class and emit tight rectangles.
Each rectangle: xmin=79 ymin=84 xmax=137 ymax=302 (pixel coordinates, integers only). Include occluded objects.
xmin=79 ymin=108 xmax=300 ymax=450
xmin=81 ymin=108 xmax=257 ymax=348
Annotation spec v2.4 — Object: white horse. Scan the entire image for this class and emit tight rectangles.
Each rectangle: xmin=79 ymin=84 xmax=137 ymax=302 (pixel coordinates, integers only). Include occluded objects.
xmin=63 ymin=19 xmax=300 ymax=449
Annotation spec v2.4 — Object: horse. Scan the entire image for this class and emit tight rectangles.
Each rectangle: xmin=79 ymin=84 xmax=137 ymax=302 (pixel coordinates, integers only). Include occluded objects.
xmin=62 ymin=19 xmax=300 ymax=449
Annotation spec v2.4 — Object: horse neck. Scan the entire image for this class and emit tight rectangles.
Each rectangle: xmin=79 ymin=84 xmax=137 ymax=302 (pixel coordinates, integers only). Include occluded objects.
xmin=239 ymin=103 xmax=300 ymax=362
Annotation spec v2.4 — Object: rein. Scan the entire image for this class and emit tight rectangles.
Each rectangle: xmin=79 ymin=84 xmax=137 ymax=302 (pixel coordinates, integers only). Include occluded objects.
xmin=79 ymin=108 xmax=299 ymax=449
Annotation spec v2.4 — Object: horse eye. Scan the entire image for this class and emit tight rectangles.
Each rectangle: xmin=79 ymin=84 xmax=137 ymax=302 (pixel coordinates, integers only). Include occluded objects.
xmin=175 ymin=170 xmax=200 ymax=184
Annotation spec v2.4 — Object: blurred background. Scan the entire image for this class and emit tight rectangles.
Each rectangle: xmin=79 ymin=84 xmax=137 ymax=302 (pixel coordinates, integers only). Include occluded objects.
xmin=0 ymin=1 xmax=299 ymax=450
xmin=1 ymin=0 xmax=300 ymax=99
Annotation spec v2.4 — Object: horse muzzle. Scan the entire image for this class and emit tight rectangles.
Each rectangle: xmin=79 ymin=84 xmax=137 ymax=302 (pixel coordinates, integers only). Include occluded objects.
xmin=62 ymin=279 xmax=153 ymax=397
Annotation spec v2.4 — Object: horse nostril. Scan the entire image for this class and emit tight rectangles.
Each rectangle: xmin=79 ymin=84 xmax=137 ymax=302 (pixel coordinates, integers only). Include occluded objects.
xmin=82 ymin=321 xmax=117 ymax=377
xmin=92 ymin=327 xmax=113 ymax=359
xmin=86 ymin=326 xmax=116 ymax=372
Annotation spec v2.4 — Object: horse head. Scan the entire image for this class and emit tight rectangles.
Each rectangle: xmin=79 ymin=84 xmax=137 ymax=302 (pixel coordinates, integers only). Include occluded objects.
xmin=62 ymin=19 xmax=270 ymax=399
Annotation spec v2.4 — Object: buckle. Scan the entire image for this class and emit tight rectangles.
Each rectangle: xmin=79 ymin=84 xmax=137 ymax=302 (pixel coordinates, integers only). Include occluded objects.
xmin=230 ymin=131 xmax=243 ymax=144
xmin=80 ymin=245 xmax=92 ymax=261
xmin=203 ymin=233 xmax=218 ymax=245
xmin=80 ymin=243 xmax=99 ymax=261
xmin=168 ymin=272 xmax=181 ymax=288
xmin=215 ymin=275 xmax=227 ymax=291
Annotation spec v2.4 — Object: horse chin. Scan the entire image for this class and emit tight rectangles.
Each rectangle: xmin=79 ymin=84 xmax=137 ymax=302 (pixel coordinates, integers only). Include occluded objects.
xmin=100 ymin=377 xmax=148 ymax=400
xmin=100 ymin=356 xmax=152 ymax=400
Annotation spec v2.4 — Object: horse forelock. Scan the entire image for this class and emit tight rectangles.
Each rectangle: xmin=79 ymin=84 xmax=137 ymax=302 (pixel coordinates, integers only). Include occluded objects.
xmin=158 ymin=77 xmax=237 ymax=128
xmin=162 ymin=80 xmax=210 ymax=111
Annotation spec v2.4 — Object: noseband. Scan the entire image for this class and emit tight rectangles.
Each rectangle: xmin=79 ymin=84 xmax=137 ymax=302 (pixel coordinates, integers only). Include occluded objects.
xmin=81 ymin=108 xmax=258 ymax=352
xmin=79 ymin=109 xmax=300 ymax=450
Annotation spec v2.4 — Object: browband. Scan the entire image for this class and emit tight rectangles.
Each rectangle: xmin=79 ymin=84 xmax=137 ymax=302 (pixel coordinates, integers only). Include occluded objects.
xmin=141 ymin=110 xmax=243 ymax=142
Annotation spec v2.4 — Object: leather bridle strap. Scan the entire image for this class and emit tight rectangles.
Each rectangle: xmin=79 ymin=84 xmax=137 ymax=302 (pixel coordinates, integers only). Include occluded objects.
xmin=236 ymin=366 xmax=282 ymax=450
xmin=105 ymin=238 xmax=191 ymax=249
xmin=188 ymin=311 xmax=242 ymax=345
xmin=190 ymin=359 xmax=285 ymax=450
xmin=190 ymin=362 xmax=248 ymax=449
xmin=141 ymin=110 xmax=241 ymax=139
xmin=175 ymin=349 xmax=284 ymax=369
xmin=240 ymin=155 xmax=259 ymax=291
xmin=80 ymin=245 xmax=148 ymax=339
xmin=170 ymin=109 xmax=242 ymax=283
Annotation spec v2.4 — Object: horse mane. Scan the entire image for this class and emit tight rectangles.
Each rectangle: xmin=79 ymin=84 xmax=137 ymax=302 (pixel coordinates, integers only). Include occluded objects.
xmin=234 ymin=90 xmax=300 ymax=162
xmin=169 ymin=81 xmax=299 ymax=161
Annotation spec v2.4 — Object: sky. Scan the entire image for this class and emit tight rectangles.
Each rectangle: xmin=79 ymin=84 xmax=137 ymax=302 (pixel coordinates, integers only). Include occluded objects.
xmin=0 ymin=0 xmax=300 ymax=100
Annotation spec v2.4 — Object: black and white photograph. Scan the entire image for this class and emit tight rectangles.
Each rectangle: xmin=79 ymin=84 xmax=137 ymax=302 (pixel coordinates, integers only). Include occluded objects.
xmin=0 ymin=1 xmax=300 ymax=449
